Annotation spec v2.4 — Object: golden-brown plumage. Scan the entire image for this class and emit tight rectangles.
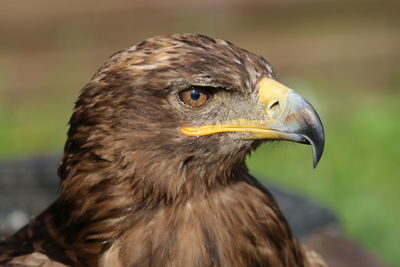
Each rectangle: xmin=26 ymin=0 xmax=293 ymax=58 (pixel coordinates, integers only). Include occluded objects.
xmin=0 ymin=34 xmax=326 ymax=266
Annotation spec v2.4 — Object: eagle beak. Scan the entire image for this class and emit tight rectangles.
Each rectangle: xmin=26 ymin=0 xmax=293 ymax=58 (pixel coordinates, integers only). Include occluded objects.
xmin=256 ymin=78 xmax=325 ymax=167
xmin=181 ymin=77 xmax=325 ymax=167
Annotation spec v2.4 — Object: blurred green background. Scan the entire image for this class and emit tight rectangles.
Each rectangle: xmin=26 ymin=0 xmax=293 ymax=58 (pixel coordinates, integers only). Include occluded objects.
xmin=0 ymin=0 xmax=399 ymax=265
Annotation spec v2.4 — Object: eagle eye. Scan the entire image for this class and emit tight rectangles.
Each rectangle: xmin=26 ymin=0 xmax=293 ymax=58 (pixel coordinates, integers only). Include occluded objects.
xmin=179 ymin=87 xmax=210 ymax=108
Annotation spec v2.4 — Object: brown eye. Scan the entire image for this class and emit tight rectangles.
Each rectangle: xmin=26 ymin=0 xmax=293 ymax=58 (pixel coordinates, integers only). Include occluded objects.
xmin=179 ymin=87 xmax=210 ymax=108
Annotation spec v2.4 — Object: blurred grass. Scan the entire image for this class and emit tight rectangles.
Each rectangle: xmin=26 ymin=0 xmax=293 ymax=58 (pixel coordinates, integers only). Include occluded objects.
xmin=0 ymin=1 xmax=399 ymax=265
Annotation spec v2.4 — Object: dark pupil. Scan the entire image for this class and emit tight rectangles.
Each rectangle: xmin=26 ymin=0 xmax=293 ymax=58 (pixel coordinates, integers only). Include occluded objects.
xmin=190 ymin=90 xmax=201 ymax=101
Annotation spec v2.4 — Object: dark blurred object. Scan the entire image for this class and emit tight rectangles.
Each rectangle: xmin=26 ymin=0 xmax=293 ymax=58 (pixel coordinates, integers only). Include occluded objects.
xmin=306 ymin=226 xmax=388 ymax=267
xmin=0 ymin=156 xmax=59 ymax=234
xmin=0 ymin=156 xmax=386 ymax=266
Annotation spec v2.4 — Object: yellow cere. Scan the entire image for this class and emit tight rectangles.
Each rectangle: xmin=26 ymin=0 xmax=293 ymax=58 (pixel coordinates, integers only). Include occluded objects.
xmin=257 ymin=77 xmax=290 ymax=119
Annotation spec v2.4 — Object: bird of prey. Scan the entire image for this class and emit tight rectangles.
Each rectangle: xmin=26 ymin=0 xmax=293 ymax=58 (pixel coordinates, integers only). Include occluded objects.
xmin=0 ymin=34 xmax=325 ymax=266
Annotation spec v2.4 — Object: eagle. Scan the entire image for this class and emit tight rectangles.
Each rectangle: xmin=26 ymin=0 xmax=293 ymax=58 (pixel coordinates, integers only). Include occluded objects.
xmin=0 ymin=34 xmax=325 ymax=266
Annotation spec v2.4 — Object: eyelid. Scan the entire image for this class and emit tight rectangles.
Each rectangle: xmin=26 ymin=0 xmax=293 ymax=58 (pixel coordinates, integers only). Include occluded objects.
xmin=188 ymin=85 xmax=223 ymax=94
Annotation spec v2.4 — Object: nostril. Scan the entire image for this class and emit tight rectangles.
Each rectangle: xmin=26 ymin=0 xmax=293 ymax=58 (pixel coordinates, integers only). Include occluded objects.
xmin=270 ymin=100 xmax=280 ymax=111
xmin=266 ymin=100 xmax=281 ymax=119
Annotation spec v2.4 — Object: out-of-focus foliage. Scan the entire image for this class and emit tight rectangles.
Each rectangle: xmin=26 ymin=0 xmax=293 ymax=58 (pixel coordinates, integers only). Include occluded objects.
xmin=0 ymin=0 xmax=399 ymax=265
